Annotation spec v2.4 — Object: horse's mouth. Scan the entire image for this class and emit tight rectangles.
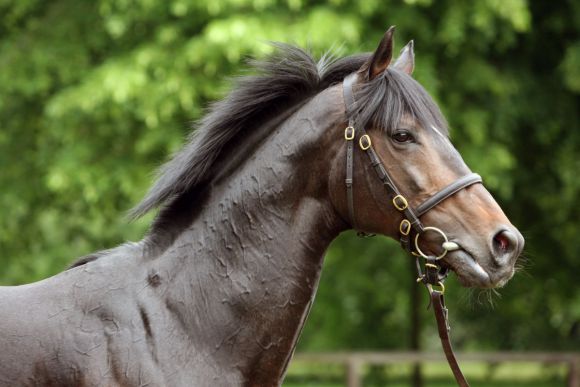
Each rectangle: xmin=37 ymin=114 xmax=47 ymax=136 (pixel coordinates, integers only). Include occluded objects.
xmin=442 ymin=248 xmax=495 ymax=288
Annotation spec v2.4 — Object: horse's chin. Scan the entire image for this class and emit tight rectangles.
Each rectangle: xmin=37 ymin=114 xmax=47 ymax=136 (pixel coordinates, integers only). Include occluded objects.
xmin=443 ymin=250 xmax=514 ymax=289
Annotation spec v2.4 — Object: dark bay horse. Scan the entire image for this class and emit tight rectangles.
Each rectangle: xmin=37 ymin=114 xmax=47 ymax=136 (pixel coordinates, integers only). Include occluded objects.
xmin=0 ymin=28 xmax=523 ymax=386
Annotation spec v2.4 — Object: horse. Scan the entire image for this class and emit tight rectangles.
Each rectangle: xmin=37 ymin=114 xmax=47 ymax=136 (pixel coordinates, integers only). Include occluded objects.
xmin=0 ymin=27 xmax=523 ymax=386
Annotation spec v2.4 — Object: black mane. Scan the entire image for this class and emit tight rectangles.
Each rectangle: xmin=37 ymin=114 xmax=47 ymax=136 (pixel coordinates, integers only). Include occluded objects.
xmin=130 ymin=43 xmax=447 ymax=219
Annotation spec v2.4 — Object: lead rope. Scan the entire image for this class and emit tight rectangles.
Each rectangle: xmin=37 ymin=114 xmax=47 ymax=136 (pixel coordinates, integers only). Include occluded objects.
xmin=419 ymin=258 xmax=470 ymax=387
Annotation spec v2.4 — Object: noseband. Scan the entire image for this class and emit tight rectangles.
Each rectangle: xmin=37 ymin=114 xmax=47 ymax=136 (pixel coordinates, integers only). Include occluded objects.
xmin=342 ymin=73 xmax=478 ymax=387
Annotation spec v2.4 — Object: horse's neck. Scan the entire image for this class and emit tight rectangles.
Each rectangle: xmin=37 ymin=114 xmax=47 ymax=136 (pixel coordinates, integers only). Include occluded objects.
xmin=146 ymin=87 xmax=346 ymax=382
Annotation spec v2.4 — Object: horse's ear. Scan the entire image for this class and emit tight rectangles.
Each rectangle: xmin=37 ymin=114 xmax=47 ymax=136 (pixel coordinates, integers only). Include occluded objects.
xmin=361 ymin=26 xmax=395 ymax=81
xmin=393 ymin=40 xmax=415 ymax=75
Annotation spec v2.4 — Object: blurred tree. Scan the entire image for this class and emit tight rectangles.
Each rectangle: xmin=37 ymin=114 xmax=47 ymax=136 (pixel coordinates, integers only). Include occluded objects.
xmin=0 ymin=0 xmax=578 ymax=359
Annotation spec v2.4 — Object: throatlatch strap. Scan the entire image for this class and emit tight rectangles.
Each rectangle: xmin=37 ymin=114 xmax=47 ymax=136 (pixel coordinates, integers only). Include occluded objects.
xmin=345 ymin=133 xmax=355 ymax=227
xmin=343 ymin=74 xmax=358 ymax=228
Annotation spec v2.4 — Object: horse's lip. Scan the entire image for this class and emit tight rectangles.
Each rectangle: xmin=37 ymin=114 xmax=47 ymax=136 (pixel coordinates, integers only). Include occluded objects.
xmin=444 ymin=247 xmax=493 ymax=288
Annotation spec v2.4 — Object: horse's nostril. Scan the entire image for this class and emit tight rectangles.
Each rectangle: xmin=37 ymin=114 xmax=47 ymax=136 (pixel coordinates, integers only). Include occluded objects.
xmin=494 ymin=233 xmax=510 ymax=252
xmin=492 ymin=229 xmax=518 ymax=260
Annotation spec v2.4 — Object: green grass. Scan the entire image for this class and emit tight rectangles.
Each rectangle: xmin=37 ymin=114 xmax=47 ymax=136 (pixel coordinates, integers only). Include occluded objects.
xmin=284 ymin=361 xmax=567 ymax=386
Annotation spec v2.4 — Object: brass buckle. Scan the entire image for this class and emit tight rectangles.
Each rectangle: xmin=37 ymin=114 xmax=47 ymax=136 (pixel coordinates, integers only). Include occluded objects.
xmin=399 ymin=219 xmax=411 ymax=236
xmin=392 ymin=195 xmax=408 ymax=211
xmin=359 ymin=134 xmax=371 ymax=150
xmin=344 ymin=126 xmax=355 ymax=140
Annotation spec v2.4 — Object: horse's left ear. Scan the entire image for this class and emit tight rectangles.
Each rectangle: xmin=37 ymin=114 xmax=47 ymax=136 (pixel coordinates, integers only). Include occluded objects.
xmin=361 ymin=26 xmax=395 ymax=81
xmin=393 ymin=40 xmax=415 ymax=75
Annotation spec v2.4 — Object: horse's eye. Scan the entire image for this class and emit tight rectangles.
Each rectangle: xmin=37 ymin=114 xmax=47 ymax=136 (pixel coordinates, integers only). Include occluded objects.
xmin=392 ymin=130 xmax=414 ymax=143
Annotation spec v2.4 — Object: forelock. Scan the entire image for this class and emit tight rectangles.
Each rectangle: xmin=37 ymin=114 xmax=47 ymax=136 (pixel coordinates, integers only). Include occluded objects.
xmin=353 ymin=68 xmax=448 ymax=135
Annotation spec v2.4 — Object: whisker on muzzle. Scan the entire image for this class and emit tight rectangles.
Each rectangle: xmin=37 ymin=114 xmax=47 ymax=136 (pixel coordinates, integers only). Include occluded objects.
xmin=514 ymin=250 xmax=533 ymax=278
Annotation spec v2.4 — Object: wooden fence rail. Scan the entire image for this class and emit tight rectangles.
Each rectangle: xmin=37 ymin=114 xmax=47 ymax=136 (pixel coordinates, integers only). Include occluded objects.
xmin=292 ymin=351 xmax=580 ymax=387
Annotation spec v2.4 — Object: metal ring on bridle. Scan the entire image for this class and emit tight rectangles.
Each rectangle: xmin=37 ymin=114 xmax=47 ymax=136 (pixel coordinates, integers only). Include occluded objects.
xmin=427 ymin=281 xmax=446 ymax=295
xmin=414 ymin=226 xmax=450 ymax=260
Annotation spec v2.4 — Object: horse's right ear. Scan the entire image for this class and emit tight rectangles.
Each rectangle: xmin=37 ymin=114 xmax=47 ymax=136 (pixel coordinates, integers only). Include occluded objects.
xmin=360 ymin=26 xmax=395 ymax=81
xmin=393 ymin=40 xmax=415 ymax=75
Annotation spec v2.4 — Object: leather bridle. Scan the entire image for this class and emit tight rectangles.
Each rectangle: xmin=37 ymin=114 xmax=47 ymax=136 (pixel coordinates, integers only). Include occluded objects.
xmin=343 ymin=73 xmax=479 ymax=387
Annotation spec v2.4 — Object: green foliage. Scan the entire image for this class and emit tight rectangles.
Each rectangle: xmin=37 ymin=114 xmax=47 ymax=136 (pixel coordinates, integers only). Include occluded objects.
xmin=1 ymin=0 xmax=578 ymax=353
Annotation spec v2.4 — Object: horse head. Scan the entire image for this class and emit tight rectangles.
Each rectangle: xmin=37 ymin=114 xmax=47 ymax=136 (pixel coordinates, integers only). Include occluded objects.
xmin=329 ymin=27 xmax=524 ymax=288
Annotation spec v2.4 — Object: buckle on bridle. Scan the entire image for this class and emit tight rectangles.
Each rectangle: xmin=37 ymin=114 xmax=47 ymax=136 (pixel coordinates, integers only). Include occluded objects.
xmin=359 ymin=134 xmax=371 ymax=150
xmin=344 ymin=126 xmax=355 ymax=140
xmin=399 ymin=219 xmax=411 ymax=235
xmin=392 ymin=194 xmax=408 ymax=211
xmin=416 ymin=259 xmax=447 ymax=292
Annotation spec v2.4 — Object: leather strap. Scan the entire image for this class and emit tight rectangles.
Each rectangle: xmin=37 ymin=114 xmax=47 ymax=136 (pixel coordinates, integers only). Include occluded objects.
xmin=345 ymin=132 xmax=355 ymax=227
xmin=416 ymin=173 xmax=482 ymax=217
xmin=343 ymin=73 xmax=358 ymax=118
xmin=422 ymin=261 xmax=468 ymax=386
xmin=431 ymin=290 xmax=470 ymax=387
xmin=343 ymin=74 xmax=357 ymax=229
